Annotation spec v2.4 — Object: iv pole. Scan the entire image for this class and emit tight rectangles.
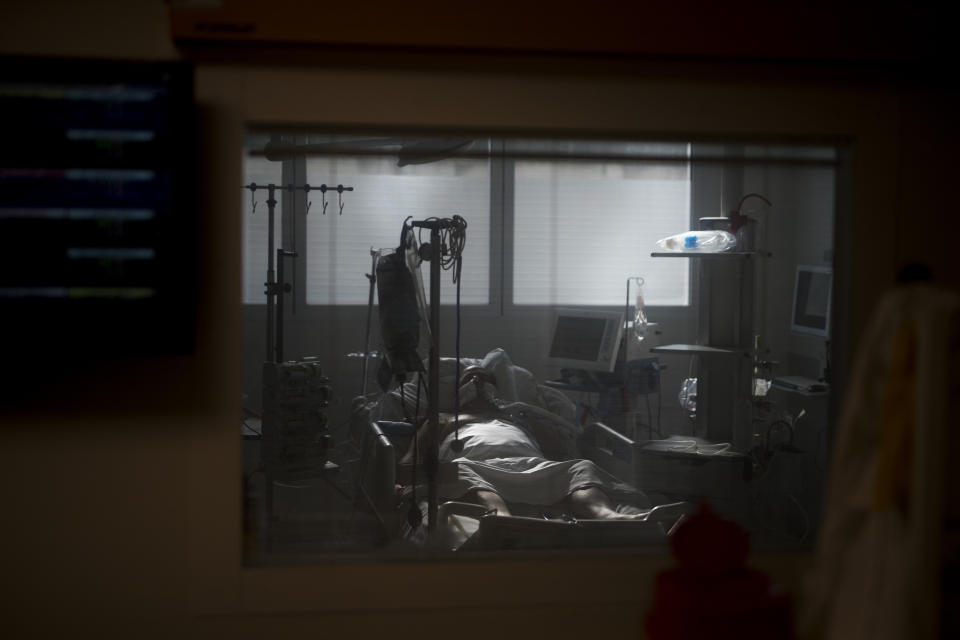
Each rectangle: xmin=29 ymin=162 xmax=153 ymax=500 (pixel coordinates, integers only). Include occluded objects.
xmin=244 ymin=181 xmax=354 ymax=528
xmin=245 ymin=182 xmax=353 ymax=363
xmin=361 ymin=247 xmax=380 ymax=397
xmin=406 ymin=217 xmax=463 ymax=533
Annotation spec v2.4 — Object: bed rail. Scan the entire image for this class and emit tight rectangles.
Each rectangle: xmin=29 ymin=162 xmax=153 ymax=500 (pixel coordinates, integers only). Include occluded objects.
xmin=579 ymin=421 xmax=636 ymax=483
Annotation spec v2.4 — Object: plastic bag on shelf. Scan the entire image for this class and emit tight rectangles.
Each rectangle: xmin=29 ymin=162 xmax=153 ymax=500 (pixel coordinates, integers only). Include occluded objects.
xmin=656 ymin=230 xmax=736 ymax=253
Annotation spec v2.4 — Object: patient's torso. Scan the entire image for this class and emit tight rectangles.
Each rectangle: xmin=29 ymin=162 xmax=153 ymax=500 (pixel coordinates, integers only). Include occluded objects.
xmin=440 ymin=419 xmax=543 ymax=461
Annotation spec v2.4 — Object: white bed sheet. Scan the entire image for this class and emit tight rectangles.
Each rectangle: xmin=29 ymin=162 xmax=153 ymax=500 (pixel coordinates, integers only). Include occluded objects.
xmin=438 ymin=419 xmax=637 ymax=506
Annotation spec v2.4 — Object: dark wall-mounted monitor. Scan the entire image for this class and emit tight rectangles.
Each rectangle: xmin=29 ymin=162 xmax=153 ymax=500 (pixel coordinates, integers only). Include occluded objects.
xmin=0 ymin=57 xmax=196 ymax=363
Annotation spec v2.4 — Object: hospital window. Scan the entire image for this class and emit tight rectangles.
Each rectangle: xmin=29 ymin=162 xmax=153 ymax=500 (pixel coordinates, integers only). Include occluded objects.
xmin=241 ymin=132 xmax=839 ymax=564
xmin=241 ymin=136 xmax=692 ymax=308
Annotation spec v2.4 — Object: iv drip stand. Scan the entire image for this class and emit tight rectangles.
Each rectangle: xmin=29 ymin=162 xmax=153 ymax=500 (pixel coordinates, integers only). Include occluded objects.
xmin=275 ymin=247 xmax=297 ymax=362
xmin=361 ymin=248 xmax=379 ymax=397
xmin=263 ymin=184 xmax=279 ymax=362
xmin=407 ymin=218 xmax=456 ymax=533
xmin=245 ymin=182 xmax=353 ymax=363
xmin=251 ymin=183 xmax=295 ymax=363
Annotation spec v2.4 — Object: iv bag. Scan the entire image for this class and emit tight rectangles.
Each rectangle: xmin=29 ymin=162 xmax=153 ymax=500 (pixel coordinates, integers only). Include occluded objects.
xmin=376 ymin=251 xmax=424 ymax=378
xmin=634 ymin=289 xmax=648 ymax=340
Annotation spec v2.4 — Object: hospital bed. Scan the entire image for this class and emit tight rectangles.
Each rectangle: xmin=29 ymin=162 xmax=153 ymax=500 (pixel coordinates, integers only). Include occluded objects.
xmin=350 ymin=348 xmax=692 ymax=552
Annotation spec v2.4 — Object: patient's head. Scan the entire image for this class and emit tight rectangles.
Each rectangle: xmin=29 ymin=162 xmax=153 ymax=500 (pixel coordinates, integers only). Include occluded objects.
xmin=459 ymin=365 xmax=496 ymax=390
xmin=457 ymin=365 xmax=501 ymax=412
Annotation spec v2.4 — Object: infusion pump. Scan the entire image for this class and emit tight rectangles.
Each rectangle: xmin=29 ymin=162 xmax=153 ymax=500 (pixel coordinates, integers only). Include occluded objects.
xmin=261 ymin=359 xmax=331 ymax=480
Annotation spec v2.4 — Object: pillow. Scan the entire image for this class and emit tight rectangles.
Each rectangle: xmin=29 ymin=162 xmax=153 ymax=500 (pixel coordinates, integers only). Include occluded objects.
xmin=537 ymin=384 xmax=578 ymax=428
xmin=480 ymin=348 xmax=539 ymax=404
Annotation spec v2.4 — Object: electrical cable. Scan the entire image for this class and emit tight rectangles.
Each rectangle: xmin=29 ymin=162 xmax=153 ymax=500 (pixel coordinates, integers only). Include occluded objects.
xmin=645 ymin=386 xmax=653 ymax=440
xmin=350 ymin=425 xmax=390 ymax=538
xmin=417 ymin=215 xmax=467 ymax=281
xmin=399 ymin=380 xmax=408 ymax=422
xmin=453 ymin=253 xmax=463 ymax=448
xmin=765 ymin=419 xmax=794 ymax=456
xmin=656 ymin=366 xmax=663 ymax=437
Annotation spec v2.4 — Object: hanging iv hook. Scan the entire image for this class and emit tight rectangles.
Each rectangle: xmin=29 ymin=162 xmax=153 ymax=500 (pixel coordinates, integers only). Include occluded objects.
xmin=319 ymin=184 xmax=329 ymax=215
xmin=302 ymin=184 xmax=312 ymax=214
xmin=336 ymin=184 xmax=354 ymax=215
xmin=248 ymin=183 xmax=258 ymax=213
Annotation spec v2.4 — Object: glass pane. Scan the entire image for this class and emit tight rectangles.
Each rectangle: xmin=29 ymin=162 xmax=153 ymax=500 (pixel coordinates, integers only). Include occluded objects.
xmin=241 ymin=130 xmax=840 ymax=566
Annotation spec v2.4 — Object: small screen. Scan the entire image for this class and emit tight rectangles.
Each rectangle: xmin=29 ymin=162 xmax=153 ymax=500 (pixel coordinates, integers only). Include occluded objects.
xmin=793 ymin=268 xmax=831 ymax=335
xmin=549 ymin=316 xmax=606 ymax=361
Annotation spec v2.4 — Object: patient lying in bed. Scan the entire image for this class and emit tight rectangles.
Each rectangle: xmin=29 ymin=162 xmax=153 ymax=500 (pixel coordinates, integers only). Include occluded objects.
xmin=433 ymin=412 xmax=649 ymax=520
xmin=398 ymin=352 xmax=651 ymax=520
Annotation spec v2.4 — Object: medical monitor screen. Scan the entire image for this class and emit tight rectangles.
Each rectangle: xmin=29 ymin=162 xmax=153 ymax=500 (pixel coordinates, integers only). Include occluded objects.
xmin=549 ymin=316 xmax=606 ymax=361
xmin=0 ymin=57 xmax=196 ymax=359
xmin=791 ymin=265 xmax=832 ymax=337
xmin=546 ymin=309 xmax=622 ymax=371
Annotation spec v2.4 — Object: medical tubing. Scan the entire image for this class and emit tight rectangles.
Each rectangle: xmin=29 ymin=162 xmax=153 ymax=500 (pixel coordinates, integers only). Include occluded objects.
xmin=735 ymin=192 xmax=773 ymax=215
xmin=399 ymin=381 xmax=408 ymax=422
xmin=408 ymin=372 xmax=423 ymax=526
xmin=399 ymin=217 xmax=414 ymax=252
xmin=416 ymin=216 xmax=466 ymax=276
xmin=351 ymin=428 xmax=388 ymax=537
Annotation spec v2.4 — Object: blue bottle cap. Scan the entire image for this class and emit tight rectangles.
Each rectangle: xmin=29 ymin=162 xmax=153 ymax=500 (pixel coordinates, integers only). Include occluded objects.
xmin=684 ymin=235 xmax=697 ymax=248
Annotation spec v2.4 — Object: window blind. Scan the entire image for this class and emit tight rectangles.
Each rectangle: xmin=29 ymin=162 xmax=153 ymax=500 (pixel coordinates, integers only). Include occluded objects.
xmin=304 ymin=155 xmax=490 ymax=305
xmin=513 ymin=157 xmax=690 ymax=306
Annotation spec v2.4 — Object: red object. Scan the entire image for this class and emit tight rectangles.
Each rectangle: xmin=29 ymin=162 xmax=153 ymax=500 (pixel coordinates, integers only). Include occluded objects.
xmin=646 ymin=503 xmax=794 ymax=640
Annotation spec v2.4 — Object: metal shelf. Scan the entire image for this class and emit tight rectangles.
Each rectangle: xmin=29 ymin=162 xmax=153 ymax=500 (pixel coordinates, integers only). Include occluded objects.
xmin=650 ymin=343 xmax=739 ymax=356
xmin=650 ymin=251 xmax=764 ymax=258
